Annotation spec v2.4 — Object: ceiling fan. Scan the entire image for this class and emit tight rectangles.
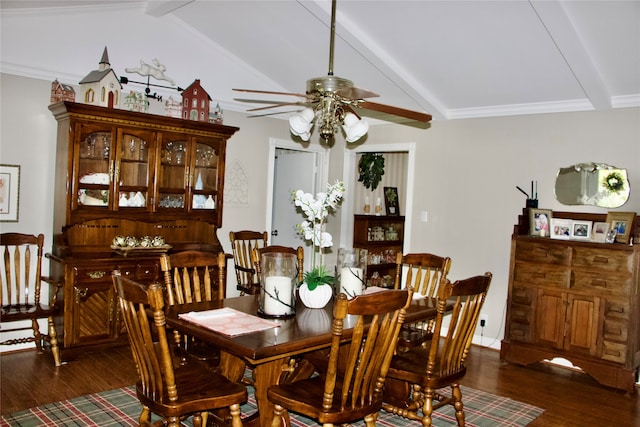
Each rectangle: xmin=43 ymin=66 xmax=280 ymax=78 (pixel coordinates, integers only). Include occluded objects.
xmin=233 ymin=0 xmax=432 ymax=143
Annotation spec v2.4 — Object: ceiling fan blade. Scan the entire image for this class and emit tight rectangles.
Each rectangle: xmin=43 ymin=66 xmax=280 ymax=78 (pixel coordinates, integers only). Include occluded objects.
xmin=247 ymin=101 xmax=313 ymax=112
xmin=233 ymin=88 xmax=309 ymax=98
xmin=342 ymin=103 xmax=362 ymax=120
xmin=336 ymin=86 xmax=379 ymax=99
xmin=358 ymin=100 xmax=432 ymax=123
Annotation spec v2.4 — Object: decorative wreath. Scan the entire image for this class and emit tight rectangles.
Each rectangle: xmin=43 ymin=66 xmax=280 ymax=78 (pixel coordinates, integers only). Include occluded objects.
xmin=602 ymin=172 xmax=625 ymax=193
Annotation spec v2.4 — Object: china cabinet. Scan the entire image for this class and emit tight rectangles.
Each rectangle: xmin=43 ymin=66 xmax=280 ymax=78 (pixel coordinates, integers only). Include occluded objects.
xmin=352 ymin=215 xmax=404 ymax=287
xmin=47 ymin=101 xmax=238 ymax=353
xmin=501 ymin=209 xmax=639 ymax=393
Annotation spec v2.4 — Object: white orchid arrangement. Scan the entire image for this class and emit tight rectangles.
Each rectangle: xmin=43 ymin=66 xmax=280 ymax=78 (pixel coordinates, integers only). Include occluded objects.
xmin=293 ymin=180 xmax=345 ymax=290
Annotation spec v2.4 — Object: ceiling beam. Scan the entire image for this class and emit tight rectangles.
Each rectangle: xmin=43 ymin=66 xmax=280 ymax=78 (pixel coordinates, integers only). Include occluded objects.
xmin=144 ymin=0 xmax=193 ymax=17
xmin=530 ymin=0 xmax=611 ymax=110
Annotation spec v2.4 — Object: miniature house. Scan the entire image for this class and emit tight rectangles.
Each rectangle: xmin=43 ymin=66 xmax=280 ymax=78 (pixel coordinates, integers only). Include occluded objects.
xmin=50 ymin=79 xmax=76 ymax=104
xmin=209 ymin=102 xmax=223 ymax=124
xmin=164 ymin=96 xmax=182 ymax=118
xmin=181 ymin=79 xmax=211 ymax=122
xmin=123 ymin=91 xmax=148 ymax=113
xmin=79 ymin=47 xmax=122 ymax=108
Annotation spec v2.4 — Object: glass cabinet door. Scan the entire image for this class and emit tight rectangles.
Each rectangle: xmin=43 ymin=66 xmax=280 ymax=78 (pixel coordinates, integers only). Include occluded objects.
xmin=116 ymin=129 xmax=155 ymax=210
xmin=192 ymin=140 xmax=219 ymax=210
xmin=75 ymin=124 xmax=113 ymax=209
xmin=158 ymin=136 xmax=189 ymax=210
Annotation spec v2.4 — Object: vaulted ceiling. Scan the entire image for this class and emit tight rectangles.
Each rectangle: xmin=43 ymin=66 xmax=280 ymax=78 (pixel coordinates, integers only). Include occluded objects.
xmin=1 ymin=0 xmax=638 ymax=123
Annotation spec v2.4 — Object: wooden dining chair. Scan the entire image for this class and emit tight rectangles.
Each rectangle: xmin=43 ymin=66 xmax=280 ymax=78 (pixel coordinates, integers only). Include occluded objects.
xmin=1 ymin=233 xmax=62 ymax=366
xmin=112 ymin=271 xmax=247 ymax=427
xmin=393 ymin=252 xmax=451 ymax=351
xmin=382 ymin=272 xmax=493 ymax=427
xmin=267 ymin=288 xmax=413 ymax=427
xmin=229 ymin=230 xmax=268 ymax=295
xmin=159 ymin=250 xmax=226 ymax=366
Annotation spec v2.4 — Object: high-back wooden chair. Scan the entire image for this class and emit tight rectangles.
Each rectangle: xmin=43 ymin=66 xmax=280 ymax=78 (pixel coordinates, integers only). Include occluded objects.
xmin=393 ymin=252 xmax=451 ymax=351
xmin=267 ymin=288 xmax=412 ymax=427
xmin=382 ymin=272 xmax=492 ymax=427
xmin=229 ymin=230 xmax=268 ymax=295
xmin=159 ymin=250 xmax=226 ymax=365
xmin=112 ymin=272 xmax=247 ymax=427
xmin=251 ymin=245 xmax=305 ymax=286
xmin=1 ymin=233 xmax=62 ymax=366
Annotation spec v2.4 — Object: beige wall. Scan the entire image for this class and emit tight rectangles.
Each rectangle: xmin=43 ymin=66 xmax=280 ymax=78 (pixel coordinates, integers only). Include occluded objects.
xmin=2 ymin=72 xmax=639 ymax=351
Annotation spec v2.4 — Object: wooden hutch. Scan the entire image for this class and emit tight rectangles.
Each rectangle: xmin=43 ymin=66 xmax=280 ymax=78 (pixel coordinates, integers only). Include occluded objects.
xmin=353 ymin=215 xmax=405 ymax=287
xmin=47 ymin=101 xmax=238 ymax=354
xmin=501 ymin=209 xmax=639 ymax=393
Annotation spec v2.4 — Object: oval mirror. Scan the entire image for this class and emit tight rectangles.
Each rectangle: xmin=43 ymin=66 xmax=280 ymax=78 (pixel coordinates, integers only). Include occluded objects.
xmin=555 ymin=163 xmax=630 ymax=208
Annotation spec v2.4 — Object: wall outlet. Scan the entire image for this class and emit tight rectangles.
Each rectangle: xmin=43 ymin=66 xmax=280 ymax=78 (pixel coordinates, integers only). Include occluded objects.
xmin=480 ymin=314 xmax=488 ymax=327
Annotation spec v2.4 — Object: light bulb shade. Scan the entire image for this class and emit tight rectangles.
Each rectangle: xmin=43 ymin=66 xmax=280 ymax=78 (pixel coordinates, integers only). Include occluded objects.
xmin=342 ymin=113 xmax=369 ymax=142
xmin=289 ymin=108 xmax=315 ymax=138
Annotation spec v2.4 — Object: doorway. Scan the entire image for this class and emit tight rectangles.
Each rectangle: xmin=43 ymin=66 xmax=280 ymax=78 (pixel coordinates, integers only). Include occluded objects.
xmin=266 ymin=138 xmax=329 ymax=271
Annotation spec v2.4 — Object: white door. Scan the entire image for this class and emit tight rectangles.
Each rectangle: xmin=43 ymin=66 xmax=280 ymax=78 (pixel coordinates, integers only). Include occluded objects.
xmin=271 ymin=148 xmax=317 ymax=270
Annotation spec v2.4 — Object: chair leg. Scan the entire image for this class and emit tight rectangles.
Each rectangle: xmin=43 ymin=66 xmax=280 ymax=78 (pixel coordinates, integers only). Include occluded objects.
xmin=271 ymin=403 xmax=289 ymax=427
xmin=139 ymin=405 xmax=152 ymax=425
xmin=364 ymin=412 xmax=378 ymax=426
xmin=31 ymin=319 xmax=44 ymax=353
xmin=229 ymin=403 xmax=243 ymax=427
xmin=451 ymin=384 xmax=465 ymax=427
xmin=421 ymin=388 xmax=435 ymax=427
xmin=47 ymin=316 xmax=62 ymax=366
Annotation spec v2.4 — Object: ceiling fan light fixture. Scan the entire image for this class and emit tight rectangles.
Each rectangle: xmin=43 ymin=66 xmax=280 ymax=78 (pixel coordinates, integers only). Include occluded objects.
xmin=289 ymin=108 xmax=315 ymax=140
xmin=342 ymin=112 xmax=369 ymax=143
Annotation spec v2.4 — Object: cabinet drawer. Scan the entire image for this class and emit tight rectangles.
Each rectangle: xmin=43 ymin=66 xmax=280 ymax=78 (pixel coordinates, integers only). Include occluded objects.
xmin=515 ymin=241 xmax=570 ymax=265
xmin=603 ymin=318 xmax=628 ymax=343
xmin=572 ymin=247 xmax=633 ymax=273
xmin=603 ymin=298 xmax=630 ymax=321
xmin=74 ymin=265 xmax=115 ymax=284
xmin=117 ymin=263 xmax=158 ymax=283
xmin=513 ymin=263 xmax=569 ymax=288
xmin=572 ymin=271 xmax=631 ymax=296
xmin=601 ymin=341 xmax=627 ymax=364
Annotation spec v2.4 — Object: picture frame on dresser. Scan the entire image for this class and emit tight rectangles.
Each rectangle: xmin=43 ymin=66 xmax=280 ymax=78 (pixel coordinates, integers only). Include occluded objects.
xmin=605 ymin=211 xmax=636 ymax=244
xmin=591 ymin=222 xmax=610 ymax=243
xmin=570 ymin=220 xmax=592 ymax=240
xmin=529 ymin=208 xmax=552 ymax=237
xmin=550 ymin=218 xmax=571 ymax=240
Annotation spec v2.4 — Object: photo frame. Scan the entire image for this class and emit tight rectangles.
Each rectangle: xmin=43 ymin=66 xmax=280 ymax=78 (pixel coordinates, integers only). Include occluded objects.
xmin=570 ymin=220 xmax=592 ymax=240
xmin=550 ymin=218 xmax=572 ymax=240
xmin=529 ymin=208 xmax=552 ymax=237
xmin=0 ymin=164 xmax=20 ymax=222
xmin=591 ymin=222 xmax=610 ymax=243
xmin=605 ymin=211 xmax=636 ymax=244
xmin=383 ymin=187 xmax=399 ymax=216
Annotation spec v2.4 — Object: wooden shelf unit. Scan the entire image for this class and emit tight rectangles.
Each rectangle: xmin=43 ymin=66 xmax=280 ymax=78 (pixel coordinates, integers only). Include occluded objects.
xmin=353 ymin=215 xmax=404 ymax=287
xmin=500 ymin=209 xmax=639 ymax=393
xmin=47 ymin=102 xmax=238 ymax=354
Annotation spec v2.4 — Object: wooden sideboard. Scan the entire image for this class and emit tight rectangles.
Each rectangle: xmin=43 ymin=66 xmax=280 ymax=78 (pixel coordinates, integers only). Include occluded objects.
xmin=500 ymin=210 xmax=639 ymax=393
xmin=47 ymin=102 xmax=238 ymax=354
xmin=353 ymin=215 xmax=404 ymax=287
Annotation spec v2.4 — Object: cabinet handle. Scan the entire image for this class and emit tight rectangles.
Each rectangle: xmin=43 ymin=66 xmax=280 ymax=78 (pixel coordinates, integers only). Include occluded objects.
xmin=87 ymin=270 xmax=106 ymax=279
xmin=593 ymin=256 xmax=609 ymax=264
xmin=75 ymin=287 xmax=88 ymax=303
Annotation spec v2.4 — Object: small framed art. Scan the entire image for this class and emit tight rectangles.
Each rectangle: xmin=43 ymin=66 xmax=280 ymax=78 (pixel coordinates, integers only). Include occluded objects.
xmin=605 ymin=211 xmax=636 ymax=244
xmin=0 ymin=164 xmax=20 ymax=222
xmin=529 ymin=208 xmax=552 ymax=237
xmin=550 ymin=218 xmax=572 ymax=240
xmin=570 ymin=220 xmax=592 ymax=240
xmin=591 ymin=222 xmax=610 ymax=243
xmin=383 ymin=187 xmax=399 ymax=216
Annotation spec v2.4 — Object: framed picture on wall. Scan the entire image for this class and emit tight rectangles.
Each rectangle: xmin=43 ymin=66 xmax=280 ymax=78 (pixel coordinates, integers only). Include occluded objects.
xmin=605 ymin=211 xmax=636 ymax=244
xmin=383 ymin=187 xmax=399 ymax=216
xmin=0 ymin=164 xmax=20 ymax=222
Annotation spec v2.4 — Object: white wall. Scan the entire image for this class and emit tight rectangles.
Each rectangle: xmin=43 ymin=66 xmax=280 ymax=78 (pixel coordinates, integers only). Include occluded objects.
xmin=2 ymin=73 xmax=639 ymax=353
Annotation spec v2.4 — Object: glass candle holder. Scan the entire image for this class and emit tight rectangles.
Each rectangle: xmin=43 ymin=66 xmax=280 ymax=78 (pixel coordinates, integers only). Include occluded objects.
xmin=337 ymin=248 xmax=368 ymax=299
xmin=259 ymin=252 xmax=297 ymax=318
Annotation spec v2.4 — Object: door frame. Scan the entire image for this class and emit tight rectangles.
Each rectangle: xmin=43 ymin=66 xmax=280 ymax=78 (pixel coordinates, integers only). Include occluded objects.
xmin=341 ymin=142 xmax=416 ymax=251
xmin=265 ymin=137 xmax=330 ymax=239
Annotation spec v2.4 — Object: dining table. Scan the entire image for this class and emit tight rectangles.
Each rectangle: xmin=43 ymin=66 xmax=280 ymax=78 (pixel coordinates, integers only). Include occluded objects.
xmin=164 ymin=292 xmax=443 ymax=427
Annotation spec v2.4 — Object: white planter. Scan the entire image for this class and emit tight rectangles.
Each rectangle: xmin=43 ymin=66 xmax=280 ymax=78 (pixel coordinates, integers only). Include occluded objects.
xmin=298 ymin=282 xmax=333 ymax=309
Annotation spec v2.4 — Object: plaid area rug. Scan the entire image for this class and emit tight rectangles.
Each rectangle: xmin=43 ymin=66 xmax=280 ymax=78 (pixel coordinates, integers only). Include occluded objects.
xmin=1 ymin=383 xmax=543 ymax=427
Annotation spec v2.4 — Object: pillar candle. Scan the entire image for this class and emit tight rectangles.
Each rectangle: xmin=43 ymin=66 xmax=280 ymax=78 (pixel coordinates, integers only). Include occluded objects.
xmin=264 ymin=276 xmax=292 ymax=315
xmin=340 ymin=267 xmax=364 ymax=299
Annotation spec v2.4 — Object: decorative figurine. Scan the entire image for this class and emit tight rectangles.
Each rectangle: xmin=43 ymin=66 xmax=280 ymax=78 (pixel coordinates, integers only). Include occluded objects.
xmin=125 ymin=58 xmax=176 ymax=86
xmin=181 ymin=79 xmax=211 ymax=122
xmin=78 ymin=46 xmax=122 ymax=109
xmin=50 ymin=79 xmax=75 ymax=104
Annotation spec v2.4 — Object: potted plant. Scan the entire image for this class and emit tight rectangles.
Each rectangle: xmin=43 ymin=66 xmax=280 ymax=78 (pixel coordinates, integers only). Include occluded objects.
xmin=293 ymin=181 xmax=345 ymax=308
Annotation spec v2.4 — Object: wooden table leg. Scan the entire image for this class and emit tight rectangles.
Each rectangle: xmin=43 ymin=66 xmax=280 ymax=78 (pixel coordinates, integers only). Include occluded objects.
xmin=252 ymin=359 xmax=289 ymax=427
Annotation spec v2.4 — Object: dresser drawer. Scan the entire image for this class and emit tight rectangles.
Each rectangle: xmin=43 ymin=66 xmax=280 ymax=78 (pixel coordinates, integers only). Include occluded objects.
xmin=572 ymin=247 xmax=633 ymax=273
xmin=513 ymin=262 xmax=569 ymax=288
xmin=601 ymin=341 xmax=627 ymax=364
xmin=117 ymin=262 xmax=158 ymax=283
xmin=515 ymin=241 xmax=571 ymax=266
xmin=572 ymin=271 xmax=632 ymax=296
xmin=73 ymin=264 xmax=115 ymax=284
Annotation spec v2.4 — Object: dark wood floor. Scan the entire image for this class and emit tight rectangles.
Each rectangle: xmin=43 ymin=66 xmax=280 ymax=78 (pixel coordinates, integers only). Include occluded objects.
xmin=1 ymin=344 xmax=638 ymax=426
